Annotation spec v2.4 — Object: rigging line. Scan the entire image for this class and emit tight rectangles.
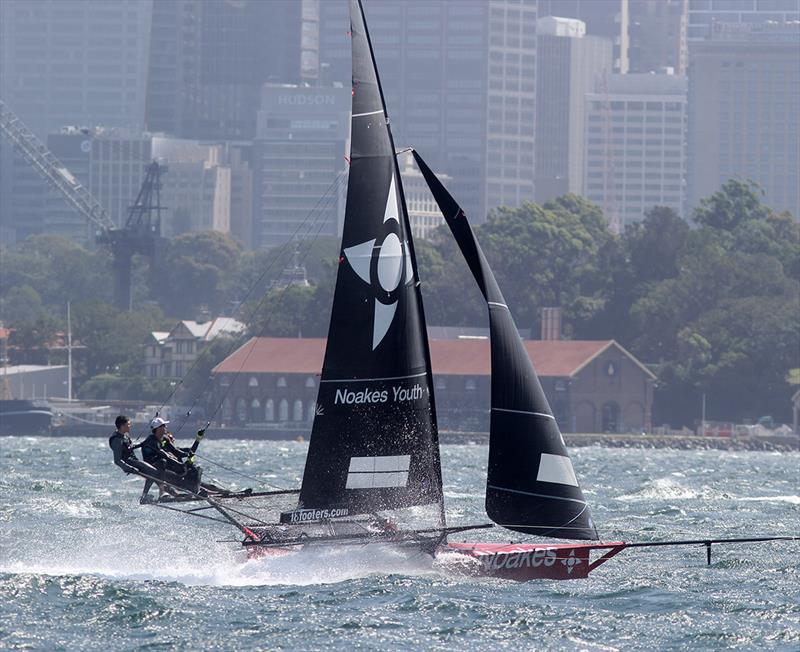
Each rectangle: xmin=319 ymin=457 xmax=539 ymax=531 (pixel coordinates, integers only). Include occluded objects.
xmin=204 ymin=186 xmax=341 ymax=430
xmin=149 ymin=169 xmax=346 ymax=429
xmin=183 ymin=174 xmax=342 ymax=432
xmin=133 ymin=170 xmax=348 ymax=442
xmin=167 ymin=177 xmax=344 ymax=440
xmin=191 ymin=451 xmax=291 ymax=491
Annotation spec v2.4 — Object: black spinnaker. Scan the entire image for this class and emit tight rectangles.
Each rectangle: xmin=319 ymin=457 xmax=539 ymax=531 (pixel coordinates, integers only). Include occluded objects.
xmin=289 ymin=0 xmax=444 ymax=524
xmin=412 ymin=151 xmax=598 ymax=540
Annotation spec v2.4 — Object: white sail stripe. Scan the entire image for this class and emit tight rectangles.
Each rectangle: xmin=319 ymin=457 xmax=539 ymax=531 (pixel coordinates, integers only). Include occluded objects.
xmin=352 ymin=109 xmax=384 ymax=118
xmin=537 ymin=453 xmax=579 ymax=487
xmin=488 ymin=484 xmax=587 ymax=505
xmin=492 ymin=407 xmax=554 ymax=420
xmin=320 ymin=372 xmax=428 ymax=383
xmin=487 ymin=301 xmax=509 ymax=309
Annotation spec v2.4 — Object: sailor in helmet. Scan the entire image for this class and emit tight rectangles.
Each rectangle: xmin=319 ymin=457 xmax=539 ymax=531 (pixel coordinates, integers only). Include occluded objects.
xmin=141 ymin=417 xmax=206 ymax=494
xmin=109 ymin=414 xmax=163 ymax=503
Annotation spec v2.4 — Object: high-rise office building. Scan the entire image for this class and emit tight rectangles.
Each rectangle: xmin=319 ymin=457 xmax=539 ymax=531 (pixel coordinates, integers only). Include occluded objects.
xmin=252 ymin=84 xmax=351 ymax=250
xmin=688 ymin=22 xmax=800 ymax=217
xmin=688 ymin=0 xmax=800 ymax=41
xmin=584 ymin=73 xmax=687 ymax=231
xmin=319 ymin=0 xmax=537 ymax=223
xmin=43 ymin=130 xmax=236 ymax=242
xmin=629 ymin=0 xmax=689 ymax=74
xmin=0 ymin=0 xmax=153 ymax=243
xmin=535 ymin=17 xmax=613 ymax=203
xmin=145 ymin=0 xmax=316 ymax=141
xmin=538 ymin=0 xmax=629 ymax=73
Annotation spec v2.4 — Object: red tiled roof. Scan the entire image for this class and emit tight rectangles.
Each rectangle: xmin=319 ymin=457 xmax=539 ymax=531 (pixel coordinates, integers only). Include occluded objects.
xmin=213 ymin=337 xmax=618 ymax=378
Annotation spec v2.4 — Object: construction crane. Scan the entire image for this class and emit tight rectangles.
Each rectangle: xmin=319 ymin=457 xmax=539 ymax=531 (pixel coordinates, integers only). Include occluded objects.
xmin=0 ymin=99 xmax=165 ymax=311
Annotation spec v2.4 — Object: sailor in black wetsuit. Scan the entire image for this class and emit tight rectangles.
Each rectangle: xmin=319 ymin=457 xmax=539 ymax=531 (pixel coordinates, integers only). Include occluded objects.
xmin=141 ymin=417 xmax=204 ymax=494
xmin=109 ymin=415 xmax=162 ymax=503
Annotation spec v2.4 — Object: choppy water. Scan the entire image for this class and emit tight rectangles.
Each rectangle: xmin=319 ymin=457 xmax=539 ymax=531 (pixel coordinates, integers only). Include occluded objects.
xmin=0 ymin=437 xmax=798 ymax=651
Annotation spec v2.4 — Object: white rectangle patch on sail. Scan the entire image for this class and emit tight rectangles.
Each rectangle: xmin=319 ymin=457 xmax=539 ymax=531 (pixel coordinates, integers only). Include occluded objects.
xmin=346 ymin=455 xmax=411 ymax=489
xmin=536 ymin=453 xmax=579 ymax=487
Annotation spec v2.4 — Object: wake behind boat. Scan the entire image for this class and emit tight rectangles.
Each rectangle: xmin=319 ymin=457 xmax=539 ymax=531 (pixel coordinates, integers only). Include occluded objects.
xmin=118 ymin=0 xmax=796 ymax=582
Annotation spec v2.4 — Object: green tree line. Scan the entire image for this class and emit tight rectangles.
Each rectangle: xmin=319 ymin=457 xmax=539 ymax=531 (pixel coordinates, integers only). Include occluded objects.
xmin=1 ymin=180 xmax=797 ymax=426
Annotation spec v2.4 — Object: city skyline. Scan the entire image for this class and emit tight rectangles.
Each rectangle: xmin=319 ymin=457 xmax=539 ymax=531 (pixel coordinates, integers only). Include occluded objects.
xmin=1 ymin=0 xmax=798 ymax=250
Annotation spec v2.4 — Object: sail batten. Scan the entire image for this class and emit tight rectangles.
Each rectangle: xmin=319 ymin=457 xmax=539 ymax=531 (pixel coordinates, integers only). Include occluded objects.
xmin=413 ymin=150 xmax=598 ymax=541
xmin=295 ymin=1 xmax=443 ymax=523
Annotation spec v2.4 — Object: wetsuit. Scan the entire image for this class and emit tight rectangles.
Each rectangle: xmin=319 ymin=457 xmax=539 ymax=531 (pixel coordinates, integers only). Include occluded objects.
xmin=141 ymin=433 xmax=202 ymax=493
xmin=109 ymin=430 xmax=161 ymax=500
xmin=109 ymin=430 xmax=156 ymax=476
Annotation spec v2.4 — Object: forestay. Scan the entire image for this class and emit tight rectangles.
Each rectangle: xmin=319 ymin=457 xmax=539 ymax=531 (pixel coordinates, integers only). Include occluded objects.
xmin=413 ymin=151 xmax=598 ymax=540
xmin=288 ymin=0 xmax=444 ymax=523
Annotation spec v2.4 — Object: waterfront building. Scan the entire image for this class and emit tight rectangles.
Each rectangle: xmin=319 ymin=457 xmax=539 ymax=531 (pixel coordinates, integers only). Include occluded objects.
xmin=211 ymin=337 xmax=656 ymax=434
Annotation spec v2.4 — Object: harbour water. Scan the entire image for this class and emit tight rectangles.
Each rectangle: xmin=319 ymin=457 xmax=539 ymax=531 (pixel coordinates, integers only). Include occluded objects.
xmin=1 ymin=437 xmax=798 ymax=650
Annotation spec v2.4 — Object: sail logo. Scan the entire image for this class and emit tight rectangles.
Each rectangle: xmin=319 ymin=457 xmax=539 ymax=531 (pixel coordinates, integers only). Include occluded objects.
xmin=561 ymin=549 xmax=582 ymax=575
xmin=342 ymin=174 xmax=414 ymax=350
xmin=280 ymin=507 xmax=350 ymax=524
xmin=480 ymin=548 xmax=557 ymax=571
xmin=333 ymin=383 xmax=424 ymax=405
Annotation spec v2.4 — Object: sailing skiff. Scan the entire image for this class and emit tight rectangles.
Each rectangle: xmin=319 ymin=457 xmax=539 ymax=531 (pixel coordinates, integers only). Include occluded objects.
xmin=138 ymin=0 xmax=796 ymax=581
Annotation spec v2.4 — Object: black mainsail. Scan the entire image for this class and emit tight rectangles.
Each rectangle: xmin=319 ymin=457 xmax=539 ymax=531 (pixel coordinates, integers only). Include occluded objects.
xmin=291 ymin=0 xmax=444 ymax=523
xmin=413 ymin=151 xmax=598 ymax=541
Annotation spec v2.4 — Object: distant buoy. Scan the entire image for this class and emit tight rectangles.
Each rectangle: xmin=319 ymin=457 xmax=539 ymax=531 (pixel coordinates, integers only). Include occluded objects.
xmin=296 ymin=435 xmax=305 ymax=443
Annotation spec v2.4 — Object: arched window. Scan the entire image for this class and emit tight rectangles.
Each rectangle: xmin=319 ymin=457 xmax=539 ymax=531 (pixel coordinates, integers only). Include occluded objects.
xmin=236 ymin=398 xmax=247 ymax=423
xmin=277 ymin=376 xmax=287 ymax=388
xmin=221 ymin=398 xmax=233 ymax=422
xmin=305 ymin=377 xmax=316 ymax=388
xmin=265 ymin=399 xmax=274 ymax=421
xmin=435 ymin=377 xmax=447 ymax=390
xmin=601 ymin=402 xmax=620 ymax=433
xmin=279 ymin=399 xmax=289 ymax=421
xmin=307 ymin=401 xmax=316 ymax=421
xmin=465 ymin=378 xmax=477 ymax=391
xmin=293 ymin=399 xmax=304 ymax=421
xmin=250 ymin=398 xmax=261 ymax=422
xmin=248 ymin=377 xmax=259 ymax=387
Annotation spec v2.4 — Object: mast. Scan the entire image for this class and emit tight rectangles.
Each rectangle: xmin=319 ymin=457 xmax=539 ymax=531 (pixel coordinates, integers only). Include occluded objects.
xmin=289 ymin=0 xmax=444 ymax=523
xmin=67 ymin=301 xmax=72 ymax=401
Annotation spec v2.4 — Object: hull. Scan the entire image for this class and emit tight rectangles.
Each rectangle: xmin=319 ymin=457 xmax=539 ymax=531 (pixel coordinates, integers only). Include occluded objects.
xmin=242 ymin=531 xmax=627 ymax=581
xmin=436 ymin=541 xmax=625 ymax=581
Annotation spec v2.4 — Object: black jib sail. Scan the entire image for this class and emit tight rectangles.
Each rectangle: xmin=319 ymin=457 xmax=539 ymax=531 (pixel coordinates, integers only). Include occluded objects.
xmin=290 ymin=0 xmax=443 ymax=523
xmin=412 ymin=151 xmax=598 ymax=541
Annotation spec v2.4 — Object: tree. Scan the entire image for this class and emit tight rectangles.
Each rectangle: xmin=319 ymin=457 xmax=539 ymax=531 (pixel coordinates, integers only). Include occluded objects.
xmin=477 ymin=196 xmax=614 ymax=334
xmin=154 ymin=231 xmax=241 ymax=317
xmin=0 ymin=235 xmax=112 ymax=309
xmin=7 ymin=313 xmax=61 ymax=365
xmin=0 ymin=285 xmax=45 ymax=324
xmin=72 ymin=300 xmax=162 ymax=378
xmin=693 ymin=179 xmax=771 ymax=231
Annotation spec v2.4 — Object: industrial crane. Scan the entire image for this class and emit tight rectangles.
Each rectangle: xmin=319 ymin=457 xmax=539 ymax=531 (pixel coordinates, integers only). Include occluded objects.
xmin=0 ymin=99 xmax=165 ymax=311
